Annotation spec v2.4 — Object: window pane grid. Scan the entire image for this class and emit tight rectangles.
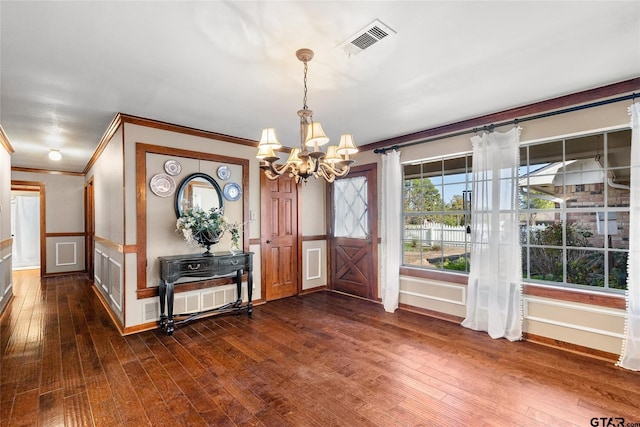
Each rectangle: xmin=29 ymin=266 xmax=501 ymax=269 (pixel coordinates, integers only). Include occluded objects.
xmin=403 ymin=129 xmax=630 ymax=293
xmin=519 ymin=130 xmax=629 ymax=293
xmin=403 ymin=156 xmax=471 ymax=273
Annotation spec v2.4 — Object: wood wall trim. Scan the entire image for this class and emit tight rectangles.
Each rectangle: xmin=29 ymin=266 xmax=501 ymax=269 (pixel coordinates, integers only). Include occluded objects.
xmin=398 ymin=302 xmax=465 ymax=324
xmin=0 ymin=238 xmax=13 ymax=249
xmin=135 ymin=142 xmax=252 ymax=166
xmin=135 ymin=143 xmax=148 ymax=295
xmin=45 ymin=232 xmax=85 ymax=238
xmin=135 ymin=142 xmax=250 ymax=298
xmin=302 ymin=235 xmax=327 ymax=242
xmin=121 ymin=114 xmax=258 ymax=148
xmin=84 ymin=112 xmax=281 ymax=175
xmin=83 ymin=113 xmax=124 ymax=175
xmin=92 ymin=285 xmax=125 ymax=335
xmin=0 ymin=125 xmax=15 ymax=154
xmin=42 ymin=269 xmax=86 ymax=278
xmin=362 ymin=78 xmax=640 ymax=153
xmin=249 ymin=238 xmax=260 ymax=246
xmin=523 ymin=284 xmax=626 ymax=310
xmin=300 ymin=285 xmax=328 ymax=295
xmin=122 ymin=322 xmax=157 ymax=335
xmin=400 ymin=266 xmax=469 ymax=285
xmin=123 ymin=245 xmax=136 ymax=254
xmin=94 ymin=235 xmax=125 ymax=253
xmin=523 ymin=332 xmax=619 ymax=362
xmin=11 ymin=166 xmax=85 ymax=177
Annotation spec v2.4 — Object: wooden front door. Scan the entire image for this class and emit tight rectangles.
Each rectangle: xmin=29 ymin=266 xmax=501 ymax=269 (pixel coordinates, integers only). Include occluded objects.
xmin=261 ymin=174 xmax=299 ymax=301
xmin=328 ymin=164 xmax=378 ymax=300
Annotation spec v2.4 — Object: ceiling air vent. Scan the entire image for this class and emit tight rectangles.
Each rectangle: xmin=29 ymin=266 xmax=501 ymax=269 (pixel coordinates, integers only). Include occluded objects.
xmin=338 ymin=19 xmax=396 ymax=56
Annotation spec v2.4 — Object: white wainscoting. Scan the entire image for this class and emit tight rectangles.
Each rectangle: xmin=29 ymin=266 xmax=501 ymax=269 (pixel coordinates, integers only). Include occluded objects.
xmin=94 ymin=247 xmax=123 ymax=321
xmin=0 ymin=253 xmax=13 ymax=307
xmin=46 ymin=236 xmax=84 ymax=274
xmin=306 ymin=247 xmax=322 ymax=280
xmin=398 ymin=271 xmax=626 ymax=354
xmin=302 ymin=241 xmax=327 ymax=290
xmin=94 ymin=249 xmax=102 ymax=286
xmin=55 ymin=242 xmax=77 ymax=266
xmin=523 ymin=295 xmax=625 ymax=354
xmin=108 ymin=258 xmax=122 ymax=310
xmin=399 ymin=275 xmax=467 ymax=318
xmin=101 ymin=252 xmax=109 ymax=293
xmin=142 ymin=283 xmax=247 ymax=324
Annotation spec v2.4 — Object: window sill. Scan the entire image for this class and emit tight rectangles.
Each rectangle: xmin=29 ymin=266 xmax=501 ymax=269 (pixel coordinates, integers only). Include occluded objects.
xmin=399 ymin=266 xmax=468 ymax=285
xmin=522 ymin=284 xmax=625 ymax=310
xmin=399 ymin=266 xmax=626 ymax=309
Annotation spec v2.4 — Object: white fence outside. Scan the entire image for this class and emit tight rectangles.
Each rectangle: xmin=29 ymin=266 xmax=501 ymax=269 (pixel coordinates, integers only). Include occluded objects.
xmin=405 ymin=223 xmax=467 ymax=247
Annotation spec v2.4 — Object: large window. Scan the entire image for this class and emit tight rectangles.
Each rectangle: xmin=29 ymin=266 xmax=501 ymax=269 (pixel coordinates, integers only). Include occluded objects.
xmin=402 ymin=128 xmax=631 ymax=293
xmin=403 ymin=155 xmax=472 ymax=273
xmin=519 ymin=129 xmax=630 ymax=292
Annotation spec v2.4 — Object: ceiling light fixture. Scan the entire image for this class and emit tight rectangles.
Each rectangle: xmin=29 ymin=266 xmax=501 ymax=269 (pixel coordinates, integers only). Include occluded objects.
xmin=48 ymin=148 xmax=62 ymax=161
xmin=256 ymin=48 xmax=358 ymax=184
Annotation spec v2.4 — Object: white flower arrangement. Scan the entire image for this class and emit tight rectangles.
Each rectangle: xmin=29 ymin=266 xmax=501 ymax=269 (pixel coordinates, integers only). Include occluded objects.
xmin=176 ymin=207 xmax=240 ymax=251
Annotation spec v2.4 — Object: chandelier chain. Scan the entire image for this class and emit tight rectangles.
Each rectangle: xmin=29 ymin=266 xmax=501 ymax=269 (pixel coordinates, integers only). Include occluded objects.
xmin=302 ymin=61 xmax=308 ymax=110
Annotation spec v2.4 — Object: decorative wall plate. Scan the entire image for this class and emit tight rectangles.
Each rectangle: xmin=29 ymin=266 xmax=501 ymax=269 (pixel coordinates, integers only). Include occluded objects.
xmin=223 ymin=182 xmax=242 ymax=201
xmin=217 ymin=165 xmax=231 ymax=181
xmin=150 ymin=173 xmax=176 ymax=197
xmin=164 ymin=159 xmax=182 ymax=176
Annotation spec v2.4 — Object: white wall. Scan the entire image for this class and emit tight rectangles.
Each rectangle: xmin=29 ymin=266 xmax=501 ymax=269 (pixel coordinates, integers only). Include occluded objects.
xmin=92 ymin=126 xmax=125 ymax=244
xmin=0 ymin=138 xmax=13 ymax=314
xmin=85 ymin=125 xmax=125 ymax=322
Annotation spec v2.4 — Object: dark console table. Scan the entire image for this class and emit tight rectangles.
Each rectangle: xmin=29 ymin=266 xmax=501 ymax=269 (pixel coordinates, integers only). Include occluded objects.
xmin=158 ymin=251 xmax=253 ymax=335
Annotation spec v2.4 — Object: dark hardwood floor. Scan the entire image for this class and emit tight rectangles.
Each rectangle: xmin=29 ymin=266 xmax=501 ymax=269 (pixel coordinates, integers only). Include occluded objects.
xmin=1 ymin=270 xmax=639 ymax=426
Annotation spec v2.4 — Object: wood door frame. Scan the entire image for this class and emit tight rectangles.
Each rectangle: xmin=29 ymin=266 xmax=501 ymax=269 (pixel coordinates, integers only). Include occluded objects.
xmin=327 ymin=163 xmax=379 ymax=300
xmin=84 ymin=176 xmax=95 ymax=278
xmin=11 ymin=180 xmax=46 ymax=277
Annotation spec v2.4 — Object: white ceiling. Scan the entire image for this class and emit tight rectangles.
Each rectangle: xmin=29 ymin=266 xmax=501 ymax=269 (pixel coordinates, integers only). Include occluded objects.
xmin=1 ymin=1 xmax=639 ymax=173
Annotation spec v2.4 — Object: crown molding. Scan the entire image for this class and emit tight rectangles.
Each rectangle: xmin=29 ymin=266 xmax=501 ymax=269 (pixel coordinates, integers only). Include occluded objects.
xmin=0 ymin=125 xmax=15 ymax=154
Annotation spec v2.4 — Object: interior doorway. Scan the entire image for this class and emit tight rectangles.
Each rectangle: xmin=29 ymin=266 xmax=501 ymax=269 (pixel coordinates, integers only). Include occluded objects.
xmin=11 ymin=180 xmax=47 ymax=277
xmin=11 ymin=191 xmax=40 ymax=269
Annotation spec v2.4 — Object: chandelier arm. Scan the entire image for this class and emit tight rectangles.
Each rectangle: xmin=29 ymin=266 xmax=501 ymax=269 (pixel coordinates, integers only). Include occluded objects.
xmin=272 ymin=162 xmax=298 ymax=177
xmin=261 ymin=160 xmax=297 ymax=179
xmin=317 ymin=165 xmax=336 ymax=183
xmin=319 ymin=161 xmax=351 ymax=178
xmin=264 ymin=169 xmax=282 ymax=180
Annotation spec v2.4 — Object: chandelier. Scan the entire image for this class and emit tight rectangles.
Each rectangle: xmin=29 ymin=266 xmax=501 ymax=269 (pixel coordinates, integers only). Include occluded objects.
xmin=256 ymin=48 xmax=358 ymax=184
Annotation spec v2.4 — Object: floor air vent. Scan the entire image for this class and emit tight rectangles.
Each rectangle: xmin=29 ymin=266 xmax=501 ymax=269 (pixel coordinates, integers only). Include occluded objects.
xmin=338 ymin=19 xmax=396 ymax=56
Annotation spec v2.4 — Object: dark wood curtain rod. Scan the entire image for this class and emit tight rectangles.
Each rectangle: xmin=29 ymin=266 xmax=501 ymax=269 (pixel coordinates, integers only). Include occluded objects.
xmin=374 ymin=92 xmax=637 ymax=155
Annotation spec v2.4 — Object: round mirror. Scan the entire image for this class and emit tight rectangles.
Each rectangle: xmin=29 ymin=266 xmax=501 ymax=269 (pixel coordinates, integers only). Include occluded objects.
xmin=174 ymin=172 xmax=224 ymax=218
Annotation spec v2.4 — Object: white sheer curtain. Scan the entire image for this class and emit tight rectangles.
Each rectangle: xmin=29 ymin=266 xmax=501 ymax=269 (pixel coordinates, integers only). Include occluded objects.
xmin=11 ymin=195 xmax=40 ymax=269
xmin=462 ymin=127 xmax=522 ymax=341
xmin=381 ymin=150 xmax=401 ymax=312
xmin=618 ymin=102 xmax=640 ymax=370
